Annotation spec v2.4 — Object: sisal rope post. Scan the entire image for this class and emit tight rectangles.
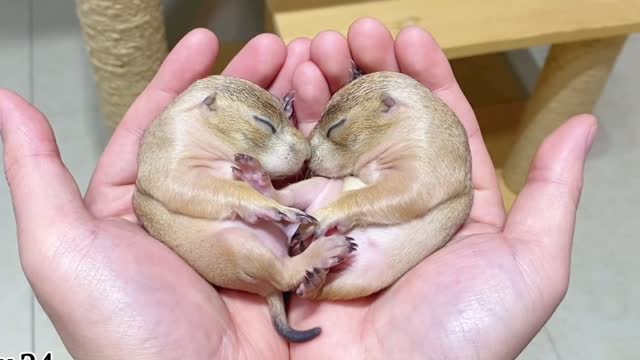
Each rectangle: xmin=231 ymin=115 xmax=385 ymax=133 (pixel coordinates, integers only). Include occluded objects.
xmin=503 ymin=36 xmax=627 ymax=192
xmin=75 ymin=0 xmax=169 ymax=129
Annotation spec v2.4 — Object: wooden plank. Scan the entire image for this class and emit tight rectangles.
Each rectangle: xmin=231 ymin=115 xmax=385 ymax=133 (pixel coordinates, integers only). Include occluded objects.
xmin=267 ymin=0 xmax=382 ymax=12
xmin=451 ymin=53 xmax=527 ymax=108
xmin=272 ymin=0 xmax=640 ymax=58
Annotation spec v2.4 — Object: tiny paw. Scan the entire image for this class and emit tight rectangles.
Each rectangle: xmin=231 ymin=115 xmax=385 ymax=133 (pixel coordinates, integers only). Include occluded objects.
xmin=232 ymin=153 xmax=274 ymax=197
xmin=307 ymin=235 xmax=357 ymax=270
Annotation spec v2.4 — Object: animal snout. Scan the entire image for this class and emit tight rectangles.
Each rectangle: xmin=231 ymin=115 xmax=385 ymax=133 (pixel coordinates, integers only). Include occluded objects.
xmin=290 ymin=141 xmax=311 ymax=161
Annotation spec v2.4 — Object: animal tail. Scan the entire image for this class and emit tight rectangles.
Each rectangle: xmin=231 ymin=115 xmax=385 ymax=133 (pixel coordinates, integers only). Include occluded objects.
xmin=266 ymin=292 xmax=321 ymax=343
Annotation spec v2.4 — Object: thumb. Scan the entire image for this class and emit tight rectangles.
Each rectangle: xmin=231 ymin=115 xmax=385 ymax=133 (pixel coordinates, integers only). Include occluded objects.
xmin=505 ymin=114 xmax=597 ymax=296
xmin=0 ymin=90 xmax=89 ymax=257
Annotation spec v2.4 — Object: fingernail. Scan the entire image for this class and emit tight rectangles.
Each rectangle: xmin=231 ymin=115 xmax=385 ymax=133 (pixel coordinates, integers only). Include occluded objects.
xmin=585 ymin=124 xmax=598 ymax=154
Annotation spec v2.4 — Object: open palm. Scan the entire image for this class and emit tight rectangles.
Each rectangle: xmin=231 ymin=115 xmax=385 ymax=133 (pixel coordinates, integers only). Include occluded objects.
xmin=284 ymin=19 xmax=597 ymax=360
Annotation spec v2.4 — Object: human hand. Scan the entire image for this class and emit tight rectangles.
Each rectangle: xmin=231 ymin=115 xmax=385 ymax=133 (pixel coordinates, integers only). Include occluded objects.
xmin=0 ymin=28 xmax=314 ymax=359
xmin=285 ymin=18 xmax=597 ymax=360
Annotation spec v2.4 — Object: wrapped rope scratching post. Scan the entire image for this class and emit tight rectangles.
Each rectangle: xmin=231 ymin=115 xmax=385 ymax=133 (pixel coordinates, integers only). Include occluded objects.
xmin=75 ymin=0 xmax=169 ymax=128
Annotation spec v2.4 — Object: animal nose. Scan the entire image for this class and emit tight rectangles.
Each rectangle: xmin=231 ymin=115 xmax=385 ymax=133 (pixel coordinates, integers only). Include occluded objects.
xmin=293 ymin=142 xmax=311 ymax=160
xmin=289 ymin=144 xmax=306 ymax=159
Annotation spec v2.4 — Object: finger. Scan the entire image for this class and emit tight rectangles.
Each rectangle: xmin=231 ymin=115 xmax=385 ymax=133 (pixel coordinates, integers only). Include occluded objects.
xmin=310 ymin=31 xmax=353 ymax=93
xmin=395 ymin=26 xmax=505 ymax=227
xmin=269 ymin=38 xmax=311 ymax=98
xmin=506 ymin=114 xmax=597 ymax=286
xmin=222 ymin=33 xmax=287 ymax=88
xmin=347 ymin=17 xmax=399 ymax=73
xmin=88 ymin=28 xmax=219 ymax=194
xmin=292 ymin=61 xmax=331 ymax=136
xmin=0 ymin=90 xmax=89 ymax=234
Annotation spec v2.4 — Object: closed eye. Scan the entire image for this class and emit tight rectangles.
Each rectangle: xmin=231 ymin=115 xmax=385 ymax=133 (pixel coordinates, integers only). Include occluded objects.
xmin=327 ymin=118 xmax=346 ymax=138
xmin=253 ymin=115 xmax=276 ymax=134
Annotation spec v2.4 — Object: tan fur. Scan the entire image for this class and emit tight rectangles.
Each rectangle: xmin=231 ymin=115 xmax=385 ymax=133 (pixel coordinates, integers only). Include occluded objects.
xmin=300 ymin=71 xmax=474 ymax=300
xmin=133 ymin=75 xmax=349 ymax=342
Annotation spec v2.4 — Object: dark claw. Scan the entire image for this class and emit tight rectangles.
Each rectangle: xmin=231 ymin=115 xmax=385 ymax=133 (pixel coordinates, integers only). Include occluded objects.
xmin=346 ymin=237 xmax=358 ymax=248
xmin=283 ymin=91 xmax=295 ymax=119
xmin=231 ymin=166 xmax=241 ymax=174
xmin=277 ymin=210 xmax=289 ymax=221
xmin=234 ymin=153 xmax=248 ymax=161
xmin=297 ymin=213 xmax=318 ymax=224
xmin=283 ymin=90 xmax=295 ymax=101
xmin=313 ymin=267 xmax=321 ymax=275
xmin=350 ymin=59 xmax=364 ymax=81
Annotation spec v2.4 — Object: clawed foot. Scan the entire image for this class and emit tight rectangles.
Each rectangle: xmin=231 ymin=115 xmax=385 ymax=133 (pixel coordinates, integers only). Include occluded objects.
xmin=293 ymin=235 xmax=357 ymax=297
xmin=239 ymin=204 xmax=317 ymax=225
xmin=302 ymin=234 xmax=357 ymax=268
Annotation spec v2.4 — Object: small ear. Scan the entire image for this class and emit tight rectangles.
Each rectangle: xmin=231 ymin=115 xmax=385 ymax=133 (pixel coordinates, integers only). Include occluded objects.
xmin=382 ymin=95 xmax=396 ymax=113
xmin=202 ymin=93 xmax=216 ymax=111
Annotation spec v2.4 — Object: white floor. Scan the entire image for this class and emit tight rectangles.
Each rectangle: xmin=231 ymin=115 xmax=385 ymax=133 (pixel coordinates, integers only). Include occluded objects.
xmin=0 ymin=0 xmax=638 ymax=359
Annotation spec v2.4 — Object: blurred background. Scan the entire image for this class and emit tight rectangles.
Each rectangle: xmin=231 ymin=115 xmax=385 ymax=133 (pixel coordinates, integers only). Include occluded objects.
xmin=0 ymin=0 xmax=638 ymax=358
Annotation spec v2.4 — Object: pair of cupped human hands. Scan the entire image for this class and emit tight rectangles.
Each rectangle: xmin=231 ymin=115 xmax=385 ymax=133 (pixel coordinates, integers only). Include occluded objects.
xmin=0 ymin=18 xmax=596 ymax=360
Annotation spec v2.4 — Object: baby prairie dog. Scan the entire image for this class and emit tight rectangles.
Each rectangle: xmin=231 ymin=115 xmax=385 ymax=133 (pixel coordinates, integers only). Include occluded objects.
xmin=292 ymin=71 xmax=473 ymax=299
xmin=132 ymin=75 xmax=357 ymax=342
